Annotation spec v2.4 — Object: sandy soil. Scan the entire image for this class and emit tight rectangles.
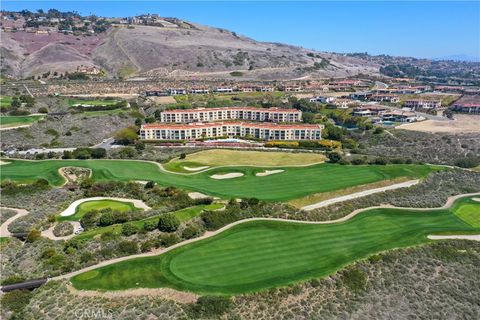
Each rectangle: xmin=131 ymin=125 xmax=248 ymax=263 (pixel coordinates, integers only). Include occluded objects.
xmin=210 ymin=172 xmax=244 ymax=179
xmin=397 ymin=114 xmax=480 ymax=133
xmin=60 ymin=197 xmax=151 ymax=217
xmin=67 ymin=284 xmax=198 ymax=303
xmin=0 ymin=160 xmax=11 ymax=165
xmin=183 ymin=165 xmax=209 ymax=171
xmin=188 ymin=192 xmax=210 ymax=199
xmin=148 ymin=96 xmax=177 ymax=104
xmin=255 ymin=169 xmax=284 ymax=177
xmin=0 ymin=124 xmax=32 ymax=131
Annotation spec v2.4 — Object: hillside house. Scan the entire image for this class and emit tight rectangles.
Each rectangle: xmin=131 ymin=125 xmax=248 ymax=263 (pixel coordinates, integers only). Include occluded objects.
xmin=404 ymin=99 xmax=441 ymax=110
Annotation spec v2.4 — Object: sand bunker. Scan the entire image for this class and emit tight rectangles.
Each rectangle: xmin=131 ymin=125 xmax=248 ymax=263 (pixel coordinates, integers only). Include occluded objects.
xmin=256 ymin=169 xmax=284 ymax=177
xmin=0 ymin=160 xmax=10 ymax=165
xmin=188 ymin=192 xmax=211 ymax=199
xmin=473 ymin=198 xmax=480 ymax=202
xmin=183 ymin=166 xmax=209 ymax=172
xmin=210 ymin=173 xmax=244 ymax=180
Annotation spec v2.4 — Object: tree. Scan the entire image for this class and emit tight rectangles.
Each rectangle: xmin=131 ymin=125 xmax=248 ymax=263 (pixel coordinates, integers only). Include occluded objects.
xmin=179 ymin=153 xmax=186 ymax=159
xmin=135 ymin=141 xmax=145 ymax=151
xmin=62 ymin=150 xmax=73 ymax=159
xmin=454 ymin=156 xmax=480 ymax=168
xmin=158 ymin=213 xmax=180 ymax=232
xmin=90 ymin=148 xmax=107 ymax=159
xmin=327 ymin=151 xmax=342 ymax=163
xmin=134 ymin=118 xmax=142 ymax=126
xmin=26 ymin=229 xmax=41 ymax=242
xmin=98 ymin=212 xmax=114 ymax=226
xmin=182 ymin=225 xmax=202 ymax=239
xmin=190 ymin=296 xmax=232 ymax=318
xmin=145 ymin=181 xmax=155 ymax=189
xmin=121 ymin=222 xmax=139 ymax=236
xmin=1 ymin=290 xmax=33 ymax=314
xmin=302 ymin=112 xmax=316 ymax=124
xmin=114 ymin=127 xmax=138 ymax=145
xmin=80 ymin=210 xmax=99 ymax=229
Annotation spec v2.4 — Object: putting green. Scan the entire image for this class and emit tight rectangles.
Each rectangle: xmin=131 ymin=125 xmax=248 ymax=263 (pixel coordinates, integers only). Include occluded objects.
xmin=454 ymin=200 xmax=480 ymax=227
xmin=0 ymin=159 xmax=437 ymax=202
xmin=71 ymin=196 xmax=479 ymax=294
xmin=58 ymin=200 xmax=137 ymax=222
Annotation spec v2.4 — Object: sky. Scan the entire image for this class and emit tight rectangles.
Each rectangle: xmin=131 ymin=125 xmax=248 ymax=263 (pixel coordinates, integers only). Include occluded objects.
xmin=2 ymin=1 xmax=479 ymax=59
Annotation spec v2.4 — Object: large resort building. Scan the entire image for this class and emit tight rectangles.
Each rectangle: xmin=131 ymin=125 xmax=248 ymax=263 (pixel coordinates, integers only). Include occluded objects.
xmin=140 ymin=122 xmax=323 ymax=141
xmin=142 ymin=106 xmax=323 ymax=141
xmin=160 ymin=107 xmax=302 ymax=123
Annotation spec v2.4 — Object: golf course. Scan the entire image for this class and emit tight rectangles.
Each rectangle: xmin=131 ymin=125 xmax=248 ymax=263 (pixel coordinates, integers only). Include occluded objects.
xmin=0 ymin=115 xmax=44 ymax=128
xmin=70 ymin=195 xmax=480 ymax=295
xmin=0 ymin=159 xmax=438 ymax=202
xmin=58 ymin=199 xmax=137 ymax=222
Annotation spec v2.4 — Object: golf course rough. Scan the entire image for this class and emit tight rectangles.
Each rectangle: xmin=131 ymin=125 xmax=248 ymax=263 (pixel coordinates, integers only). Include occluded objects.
xmin=71 ymin=196 xmax=479 ymax=295
xmin=0 ymin=159 xmax=438 ymax=202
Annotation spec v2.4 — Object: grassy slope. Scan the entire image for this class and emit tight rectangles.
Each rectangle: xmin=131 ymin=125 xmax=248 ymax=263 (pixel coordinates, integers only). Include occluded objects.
xmin=71 ymin=196 xmax=479 ymax=294
xmin=58 ymin=200 xmax=136 ymax=222
xmin=0 ymin=115 xmax=44 ymax=126
xmin=75 ymin=204 xmax=222 ymax=240
xmin=0 ymin=96 xmax=12 ymax=107
xmin=0 ymin=159 xmax=437 ymax=201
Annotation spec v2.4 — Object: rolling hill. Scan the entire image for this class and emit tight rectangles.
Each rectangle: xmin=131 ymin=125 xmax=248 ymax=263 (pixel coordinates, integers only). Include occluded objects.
xmin=0 ymin=19 xmax=380 ymax=80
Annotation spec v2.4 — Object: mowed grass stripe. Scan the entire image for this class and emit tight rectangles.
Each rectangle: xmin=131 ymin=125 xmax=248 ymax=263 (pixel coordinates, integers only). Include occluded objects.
xmin=71 ymin=197 xmax=479 ymax=294
xmin=0 ymin=159 xmax=437 ymax=201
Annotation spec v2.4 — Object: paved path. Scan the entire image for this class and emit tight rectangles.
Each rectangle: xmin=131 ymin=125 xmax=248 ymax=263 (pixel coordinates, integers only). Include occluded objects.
xmin=59 ymin=197 xmax=151 ymax=217
xmin=0 ymin=207 xmax=29 ymax=237
xmin=41 ymin=221 xmax=82 ymax=241
xmin=428 ymin=235 xmax=480 ymax=241
xmin=51 ymin=192 xmax=480 ymax=282
xmin=301 ymin=180 xmax=420 ymax=211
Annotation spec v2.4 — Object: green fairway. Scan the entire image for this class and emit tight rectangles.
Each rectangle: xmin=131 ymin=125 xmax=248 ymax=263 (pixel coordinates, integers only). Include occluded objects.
xmin=74 ymin=204 xmax=222 ymax=240
xmin=68 ymin=98 xmax=120 ymax=106
xmin=0 ymin=159 xmax=437 ymax=202
xmin=58 ymin=200 xmax=137 ymax=222
xmin=1 ymin=96 xmax=12 ymax=107
xmin=453 ymin=198 xmax=480 ymax=227
xmin=71 ymin=196 xmax=479 ymax=294
xmin=0 ymin=115 xmax=44 ymax=127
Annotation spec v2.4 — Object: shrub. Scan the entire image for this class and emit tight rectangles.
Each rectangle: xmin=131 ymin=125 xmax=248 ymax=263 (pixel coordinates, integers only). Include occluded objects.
xmin=38 ymin=107 xmax=48 ymax=113
xmin=182 ymin=225 xmax=202 ymax=239
xmin=158 ymin=233 xmax=181 ymax=247
xmin=327 ymin=151 xmax=342 ymax=163
xmin=114 ymin=126 xmax=138 ymax=145
xmin=53 ymin=222 xmax=74 ymax=237
xmin=158 ymin=213 xmax=180 ymax=232
xmin=26 ymin=229 xmax=41 ymax=242
xmin=342 ymin=267 xmax=367 ymax=293
xmin=1 ymin=290 xmax=33 ymax=314
xmin=98 ymin=212 xmax=114 ymax=226
xmin=190 ymin=296 xmax=232 ymax=318
xmin=121 ymin=222 xmax=139 ymax=236
xmin=145 ymin=181 xmax=155 ymax=189
xmin=351 ymin=158 xmax=366 ymax=165
xmin=372 ymin=157 xmax=389 ymax=165
xmin=179 ymin=153 xmax=186 ymax=159
xmin=143 ymin=220 xmax=157 ymax=232
xmin=80 ymin=210 xmax=99 ymax=229
xmin=454 ymin=157 xmax=480 ymax=168
xmin=90 ymin=148 xmax=107 ymax=159
xmin=117 ymin=240 xmax=138 ymax=254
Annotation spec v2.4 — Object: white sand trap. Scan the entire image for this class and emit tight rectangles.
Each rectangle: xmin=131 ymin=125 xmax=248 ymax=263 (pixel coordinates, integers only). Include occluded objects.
xmin=256 ymin=169 xmax=284 ymax=177
xmin=60 ymin=197 xmax=151 ymax=217
xmin=183 ymin=166 xmax=209 ymax=172
xmin=135 ymin=180 xmax=149 ymax=185
xmin=188 ymin=192 xmax=211 ymax=199
xmin=210 ymin=173 xmax=244 ymax=180
xmin=0 ymin=160 xmax=10 ymax=165
xmin=428 ymin=235 xmax=480 ymax=241
xmin=472 ymin=198 xmax=480 ymax=202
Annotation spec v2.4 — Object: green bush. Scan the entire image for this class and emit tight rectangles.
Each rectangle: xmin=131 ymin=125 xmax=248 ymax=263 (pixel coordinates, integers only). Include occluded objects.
xmin=117 ymin=240 xmax=138 ymax=254
xmin=143 ymin=220 xmax=157 ymax=232
xmin=190 ymin=296 xmax=232 ymax=318
xmin=342 ymin=267 xmax=367 ymax=293
xmin=454 ymin=157 xmax=480 ymax=168
xmin=121 ymin=222 xmax=139 ymax=236
xmin=157 ymin=213 xmax=180 ymax=232
xmin=1 ymin=290 xmax=33 ymax=314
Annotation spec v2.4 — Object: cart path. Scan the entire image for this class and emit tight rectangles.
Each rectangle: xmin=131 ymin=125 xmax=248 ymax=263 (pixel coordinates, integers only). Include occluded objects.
xmin=0 ymin=207 xmax=29 ymax=237
xmin=301 ymin=179 xmax=420 ymax=211
xmin=51 ymin=191 xmax=480 ymax=282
